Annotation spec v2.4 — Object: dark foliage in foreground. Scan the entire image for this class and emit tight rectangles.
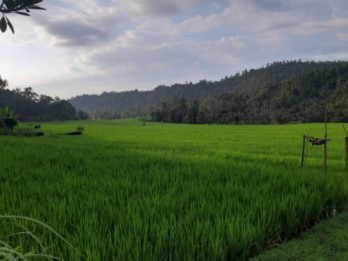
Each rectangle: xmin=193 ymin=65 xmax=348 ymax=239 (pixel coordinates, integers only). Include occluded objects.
xmin=0 ymin=0 xmax=45 ymax=34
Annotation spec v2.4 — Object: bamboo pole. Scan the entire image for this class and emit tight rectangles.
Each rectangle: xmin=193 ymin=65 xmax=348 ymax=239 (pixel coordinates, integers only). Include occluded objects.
xmin=324 ymin=112 xmax=328 ymax=175
xmin=343 ymin=125 xmax=348 ymax=135
xmin=342 ymin=125 xmax=348 ymax=173
xmin=345 ymin=137 xmax=348 ymax=173
xmin=301 ymin=135 xmax=306 ymax=169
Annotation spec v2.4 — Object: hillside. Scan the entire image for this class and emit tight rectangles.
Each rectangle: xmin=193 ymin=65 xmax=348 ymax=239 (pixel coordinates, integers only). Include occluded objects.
xmin=69 ymin=60 xmax=348 ymax=123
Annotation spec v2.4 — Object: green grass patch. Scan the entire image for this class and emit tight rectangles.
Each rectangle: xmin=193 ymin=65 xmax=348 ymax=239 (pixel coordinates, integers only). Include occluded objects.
xmin=252 ymin=203 xmax=348 ymax=261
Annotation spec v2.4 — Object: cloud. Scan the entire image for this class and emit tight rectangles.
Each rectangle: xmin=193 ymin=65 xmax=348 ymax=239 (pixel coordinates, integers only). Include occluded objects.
xmin=311 ymin=51 xmax=348 ymax=61
xmin=77 ymin=27 xmax=245 ymax=88
xmin=40 ymin=20 xmax=108 ymax=46
xmin=128 ymin=1 xmax=180 ymax=16
xmin=31 ymin=2 xmax=122 ymax=47
xmin=44 ymin=1 xmax=348 ymax=89
xmin=337 ymin=33 xmax=348 ymax=42
xmin=246 ymin=0 xmax=287 ymax=11
xmin=291 ymin=18 xmax=348 ymax=37
xmin=126 ymin=0 xmax=227 ymax=16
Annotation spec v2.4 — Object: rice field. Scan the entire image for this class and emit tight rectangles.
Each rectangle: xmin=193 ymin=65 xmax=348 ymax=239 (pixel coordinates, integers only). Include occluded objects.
xmin=0 ymin=119 xmax=347 ymax=260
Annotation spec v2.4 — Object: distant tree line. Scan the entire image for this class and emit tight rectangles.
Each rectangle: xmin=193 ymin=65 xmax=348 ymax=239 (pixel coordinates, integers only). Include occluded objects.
xmin=70 ymin=60 xmax=348 ymax=124
xmin=70 ymin=60 xmax=323 ymax=114
xmin=0 ymin=77 xmax=88 ymax=121
xmin=146 ymin=63 xmax=348 ymax=124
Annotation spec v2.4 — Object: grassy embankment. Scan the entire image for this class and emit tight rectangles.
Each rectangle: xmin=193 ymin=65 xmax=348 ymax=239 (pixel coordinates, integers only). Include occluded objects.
xmin=252 ymin=202 xmax=348 ymax=260
xmin=0 ymin=119 xmax=347 ymax=260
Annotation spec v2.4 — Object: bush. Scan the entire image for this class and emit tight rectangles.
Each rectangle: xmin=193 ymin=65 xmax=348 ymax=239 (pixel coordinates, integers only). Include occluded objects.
xmin=65 ymin=131 xmax=82 ymax=136
xmin=0 ymin=128 xmax=12 ymax=136
xmin=15 ymin=128 xmax=36 ymax=137
xmin=0 ymin=106 xmax=18 ymax=130
xmin=2 ymin=117 xmax=18 ymax=129
xmin=14 ymin=129 xmax=45 ymax=137
xmin=76 ymin=126 xmax=84 ymax=133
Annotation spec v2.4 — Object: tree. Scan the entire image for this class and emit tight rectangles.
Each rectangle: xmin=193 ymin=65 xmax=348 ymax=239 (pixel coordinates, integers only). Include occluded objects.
xmin=0 ymin=0 xmax=45 ymax=34
xmin=76 ymin=110 xmax=89 ymax=120
xmin=38 ymin=94 xmax=53 ymax=105
xmin=0 ymin=75 xmax=8 ymax=89
xmin=0 ymin=105 xmax=18 ymax=131
xmin=21 ymin=86 xmax=38 ymax=101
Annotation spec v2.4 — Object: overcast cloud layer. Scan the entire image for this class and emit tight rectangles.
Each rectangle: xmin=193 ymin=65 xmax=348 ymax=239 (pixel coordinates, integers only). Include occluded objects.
xmin=1 ymin=0 xmax=347 ymax=98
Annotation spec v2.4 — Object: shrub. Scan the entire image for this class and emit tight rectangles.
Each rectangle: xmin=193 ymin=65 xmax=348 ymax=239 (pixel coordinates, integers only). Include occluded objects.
xmin=65 ymin=131 xmax=82 ymax=135
xmin=76 ymin=126 xmax=84 ymax=133
xmin=14 ymin=129 xmax=45 ymax=137
xmin=16 ymin=128 xmax=36 ymax=137
xmin=0 ymin=106 xmax=18 ymax=131
xmin=0 ymin=128 xmax=12 ymax=136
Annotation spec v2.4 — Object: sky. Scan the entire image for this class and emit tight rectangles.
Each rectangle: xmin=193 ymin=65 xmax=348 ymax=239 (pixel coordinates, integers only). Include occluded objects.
xmin=1 ymin=0 xmax=348 ymax=99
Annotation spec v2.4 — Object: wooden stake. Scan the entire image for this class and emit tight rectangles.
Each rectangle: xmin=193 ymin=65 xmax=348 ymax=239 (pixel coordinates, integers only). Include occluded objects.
xmin=342 ymin=125 xmax=348 ymax=173
xmin=345 ymin=136 xmax=348 ymax=174
xmin=301 ymin=135 xmax=306 ymax=169
xmin=324 ymin=112 xmax=328 ymax=175
xmin=343 ymin=125 xmax=348 ymax=135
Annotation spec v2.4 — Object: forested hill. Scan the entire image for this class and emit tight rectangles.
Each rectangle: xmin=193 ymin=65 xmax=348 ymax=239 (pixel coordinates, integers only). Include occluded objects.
xmin=70 ymin=60 xmax=348 ymax=123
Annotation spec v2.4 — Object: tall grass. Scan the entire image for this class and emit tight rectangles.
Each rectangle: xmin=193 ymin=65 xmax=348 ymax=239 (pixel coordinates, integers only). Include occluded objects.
xmin=0 ymin=215 xmax=82 ymax=260
xmin=0 ymin=120 xmax=347 ymax=259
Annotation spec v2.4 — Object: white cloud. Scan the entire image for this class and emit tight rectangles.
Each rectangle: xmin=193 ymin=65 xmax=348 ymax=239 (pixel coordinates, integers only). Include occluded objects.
xmin=125 ymin=0 xmax=225 ymax=16
xmin=30 ymin=3 xmax=123 ymax=47
xmin=337 ymin=33 xmax=348 ymax=42
xmin=292 ymin=18 xmax=348 ymax=36
xmin=311 ymin=51 xmax=348 ymax=61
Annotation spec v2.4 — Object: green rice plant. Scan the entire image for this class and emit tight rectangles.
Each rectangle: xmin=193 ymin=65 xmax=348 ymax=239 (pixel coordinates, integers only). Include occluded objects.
xmin=0 ymin=215 xmax=82 ymax=260
xmin=0 ymin=120 xmax=347 ymax=259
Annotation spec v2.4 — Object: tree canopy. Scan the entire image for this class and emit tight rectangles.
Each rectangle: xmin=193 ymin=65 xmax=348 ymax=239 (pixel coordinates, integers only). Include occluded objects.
xmin=0 ymin=0 xmax=45 ymax=34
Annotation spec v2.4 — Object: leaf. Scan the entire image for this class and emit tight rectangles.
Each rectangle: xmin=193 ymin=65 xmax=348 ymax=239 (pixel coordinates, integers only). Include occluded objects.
xmin=6 ymin=18 xmax=15 ymax=34
xmin=14 ymin=11 xmax=30 ymax=16
xmin=3 ymin=0 xmax=13 ymax=10
xmin=27 ymin=0 xmax=43 ymax=5
xmin=0 ymin=16 xmax=7 ymax=33
xmin=28 ymin=5 xmax=46 ymax=11
xmin=4 ymin=0 xmax=20 ymax=10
